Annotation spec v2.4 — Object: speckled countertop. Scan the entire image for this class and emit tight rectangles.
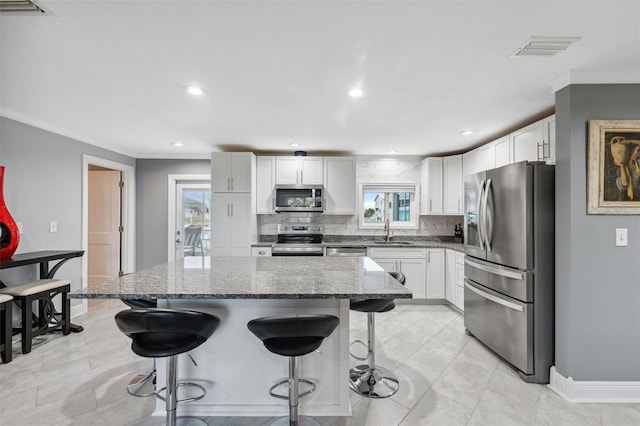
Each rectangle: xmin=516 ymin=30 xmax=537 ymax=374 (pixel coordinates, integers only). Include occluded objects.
xmin=69 ymin=257 xmax=412 ymax=300
xmin=252 ymin=237 xmax=464 ymax=251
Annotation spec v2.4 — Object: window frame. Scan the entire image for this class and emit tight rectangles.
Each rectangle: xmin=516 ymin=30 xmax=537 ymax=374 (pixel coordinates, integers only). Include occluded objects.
xmin=358 ymin=183 xmax=420 ymax=230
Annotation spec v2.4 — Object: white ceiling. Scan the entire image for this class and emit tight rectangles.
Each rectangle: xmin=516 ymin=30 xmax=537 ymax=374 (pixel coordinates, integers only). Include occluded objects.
xmin=1 ymin=1 xmax=639 ymax=158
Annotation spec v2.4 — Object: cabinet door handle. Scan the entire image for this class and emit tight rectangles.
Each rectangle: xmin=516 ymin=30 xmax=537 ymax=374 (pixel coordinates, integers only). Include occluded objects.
xmin=230 ymin=203 xmax=234 ymax=217
xmin=300 ymin=170 xmax=303 ymax=184
xmin=227 ymin=177 xmax=231 ymax=191
xmin=258 ymin=250 xmax=265 ymax=255
xmin=427 ymin=251 xmax=430 ymax=262
xmin=230 ymin=177 xmax=234 ymax=191
xmin=227 ymin=204 xmax=230 ymax=216
xmin=536 ymin=143 xmax=543 ymax=161
xmin=272 ymin=198 xmax=275 ymax=211
xmin=458 ymin=199 xmax=461 ymax=212
xmin=429 ymin=199 xmax=432 ymax=212
xmin=543 ymin=140 xmax=549 ymax=160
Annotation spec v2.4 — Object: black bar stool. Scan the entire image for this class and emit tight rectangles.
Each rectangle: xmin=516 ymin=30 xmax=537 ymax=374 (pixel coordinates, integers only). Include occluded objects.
xmin=348 ymin=271 xmax=406 ymax=398
xmin=247 ymin=314 xmax=339 ymax=426
xmin=115 ymin=308 xmax=220 ymax=426
xmin=121 ymin=298 xmax=158 ymax=397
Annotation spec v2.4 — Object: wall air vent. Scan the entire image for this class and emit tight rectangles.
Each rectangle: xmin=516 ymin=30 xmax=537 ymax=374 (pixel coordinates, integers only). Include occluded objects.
xmin=509 ymin=36 xmax=581 ymax=58
xmin=0 ymin=0 xmax=45 ymax=13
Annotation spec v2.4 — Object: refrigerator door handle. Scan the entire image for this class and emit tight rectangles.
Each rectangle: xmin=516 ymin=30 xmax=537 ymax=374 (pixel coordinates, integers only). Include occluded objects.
xmin=485 ymin=178 xmax=493 ymax=251
xmin=477 ymin=180 xmax=486 ymax=250
xmin=464 ymin=280 xmax=524 ymax=312
xmin=465 ymin=258 xmax=524 ymax=280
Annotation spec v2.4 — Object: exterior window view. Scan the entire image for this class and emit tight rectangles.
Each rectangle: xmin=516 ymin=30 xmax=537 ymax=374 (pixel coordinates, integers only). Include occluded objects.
xmin=182 ymin=189 xmax=210 ymax=257
xmin=363 ymin=191 xmax=411 ymax=223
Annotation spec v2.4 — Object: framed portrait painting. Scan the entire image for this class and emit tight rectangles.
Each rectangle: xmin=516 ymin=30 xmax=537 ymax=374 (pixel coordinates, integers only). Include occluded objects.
xmin=588 ymin=119 xmax=640 ymax=214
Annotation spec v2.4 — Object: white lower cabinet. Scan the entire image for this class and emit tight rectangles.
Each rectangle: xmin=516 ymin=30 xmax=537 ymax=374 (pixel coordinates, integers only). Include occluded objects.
xmin=445 ymin=249 xmax=465 ymax=311
xmin=368 ymin=248 xmax=427 ymax=299
xmin=211 ymin=193 xmax=253 ymax=257
xmin=426 ymin=248 xmax=445 ymax=299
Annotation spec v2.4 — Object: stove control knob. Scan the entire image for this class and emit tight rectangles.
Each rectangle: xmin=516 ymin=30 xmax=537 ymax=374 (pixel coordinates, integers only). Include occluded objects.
xmin=283 ymin=226 xmax=289 ymax=232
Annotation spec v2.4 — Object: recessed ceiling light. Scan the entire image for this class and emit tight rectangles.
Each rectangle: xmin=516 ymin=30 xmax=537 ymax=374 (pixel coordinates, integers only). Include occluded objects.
xmin=461 ymin=130 xmax=475 ymax=136
xmin=388 ymin=150 xmax=398 ymax=154
xmin=185 ymin=86 xmax=205 ymax=96
xmin=290 ymin=143 xmax=300 ymax=147
xmin=173 ymin=142 xmax=184 ymax=147
xmin=349 ymin=88 xmax=364 ymax=98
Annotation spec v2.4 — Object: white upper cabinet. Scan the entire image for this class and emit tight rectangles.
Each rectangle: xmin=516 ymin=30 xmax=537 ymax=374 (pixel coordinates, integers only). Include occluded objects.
xmin=511 ymin=115 xmax=555 ymax=165
xmin=493 ymin=136 xmax=511 ymax=168
xmin=420 ymin=157 xmax=443 ymax=215
xmin=256 ymin=156 xmax=276 ymax=214
xmin=443 ymin=155 xmax=463 ymax=214
xmin=212 ymin=152 xmax=254 ymax=193
xmin=421 ymin=155 xmax=463 ymax=215
xmin=323 ymin=157 xmax=356 ymax=214
xmin=276 ymin=156 xmax=323 ymax=185
xmin=463 ymin=143 xmax=495 ymax=177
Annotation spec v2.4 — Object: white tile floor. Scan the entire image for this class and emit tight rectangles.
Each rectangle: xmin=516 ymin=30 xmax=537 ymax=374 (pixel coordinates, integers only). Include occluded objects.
xmin=1 ymin=300 xmax=639 ymax=425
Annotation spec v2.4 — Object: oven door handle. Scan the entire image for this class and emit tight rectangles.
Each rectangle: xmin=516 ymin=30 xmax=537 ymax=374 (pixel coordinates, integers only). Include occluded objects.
xmin=464 ymin=280 xmax=524 ymax=312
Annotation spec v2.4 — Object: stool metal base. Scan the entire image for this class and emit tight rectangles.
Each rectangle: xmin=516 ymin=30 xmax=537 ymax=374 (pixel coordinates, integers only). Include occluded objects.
xmin=348 ymin=364 xmax=399 ymax=398
xmin=270 ymin=415 xmax=321 ymax=426
xmin=127 ymin=369 xmax=156 ymax=397
xmin=162 ymin=417 xmax=208 ymax=426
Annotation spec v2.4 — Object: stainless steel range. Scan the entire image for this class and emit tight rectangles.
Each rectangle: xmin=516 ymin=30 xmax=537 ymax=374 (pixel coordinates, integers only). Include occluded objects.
xmin=271 ymin=224 xmax=323 ymax=256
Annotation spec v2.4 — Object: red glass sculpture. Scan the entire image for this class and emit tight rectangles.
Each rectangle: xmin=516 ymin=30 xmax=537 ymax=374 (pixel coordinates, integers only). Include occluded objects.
xmin=0 ymin=166 xmax=19 ymax=259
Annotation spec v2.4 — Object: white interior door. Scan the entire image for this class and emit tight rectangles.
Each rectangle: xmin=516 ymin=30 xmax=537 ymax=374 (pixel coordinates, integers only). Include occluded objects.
xmin=88 ymin=170 xmax=121 ymax=287
xmin=175 ymin=183 xmax=211 ymax=266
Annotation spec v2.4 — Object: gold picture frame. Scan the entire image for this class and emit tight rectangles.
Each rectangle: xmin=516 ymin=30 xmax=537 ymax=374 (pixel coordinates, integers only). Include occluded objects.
xmin=588 ymin=119 xmax=640 ymax=214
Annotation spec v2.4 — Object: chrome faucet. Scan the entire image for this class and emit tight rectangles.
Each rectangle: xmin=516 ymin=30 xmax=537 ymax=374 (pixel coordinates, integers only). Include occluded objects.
xmin=384 ymin=217 xmax=392 ymax=242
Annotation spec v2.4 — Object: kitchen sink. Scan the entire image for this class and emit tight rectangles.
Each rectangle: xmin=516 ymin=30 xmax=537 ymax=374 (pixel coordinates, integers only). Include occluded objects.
xmin=373 ymin=241 xmax=412 ymax=245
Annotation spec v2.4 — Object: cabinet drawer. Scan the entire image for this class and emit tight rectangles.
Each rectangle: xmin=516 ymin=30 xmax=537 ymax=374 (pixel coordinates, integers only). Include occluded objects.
xmin=251 ymin=247 xmax=272 ymax=256
xmin=455 ymin=284 xmax=464 ymax=311
xmin=367 ymin=247 xmax=427 ymax=259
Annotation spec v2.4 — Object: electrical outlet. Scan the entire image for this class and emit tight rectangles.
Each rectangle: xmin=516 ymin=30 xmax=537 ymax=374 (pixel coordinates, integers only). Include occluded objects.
xmin=50 ymin=221 xmax=58 ymax=233
xmin=615 ymin=228 xmax=627 ymax=247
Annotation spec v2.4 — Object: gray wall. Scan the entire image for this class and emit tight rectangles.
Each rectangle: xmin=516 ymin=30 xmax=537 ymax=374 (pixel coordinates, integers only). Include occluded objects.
xmin=555 ymin=84 xmax=640 ymax=381
xmin=0 ymin=117 xmax=135 ymax=307
xmin=136 ymin=159 xmax=211 ymax=269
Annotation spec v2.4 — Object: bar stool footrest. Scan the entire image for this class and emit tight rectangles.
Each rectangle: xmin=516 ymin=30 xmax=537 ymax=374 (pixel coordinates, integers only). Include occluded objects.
xmin=269 ymin=378 xmax=316 ymax=400
xmin=156 ymin=382 xmax=206 ymax=404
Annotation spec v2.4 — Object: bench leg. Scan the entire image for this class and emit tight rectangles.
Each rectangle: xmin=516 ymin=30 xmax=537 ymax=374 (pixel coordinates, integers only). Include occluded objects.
xmin=1 ymin=302 xmax=12 ymax=363
xmin=62 ymin=287 xmax=70 ymax=335
xmin=21 ymin=297 xmax=33 ymax=354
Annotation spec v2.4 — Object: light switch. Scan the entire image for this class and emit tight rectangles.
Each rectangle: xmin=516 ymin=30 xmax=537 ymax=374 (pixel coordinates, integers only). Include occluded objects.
xmin=50 ymin=221 xmax=58 ymax=233
xmin=615 ymin=228 xmax=627 ymax=247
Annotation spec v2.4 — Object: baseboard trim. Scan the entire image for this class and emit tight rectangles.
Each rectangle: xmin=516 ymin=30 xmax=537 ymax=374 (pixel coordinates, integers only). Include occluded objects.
xmin=71 ymin=304 xmax=85 ymax=319
xmin=548 ymin=366 xmax=640 ymax=403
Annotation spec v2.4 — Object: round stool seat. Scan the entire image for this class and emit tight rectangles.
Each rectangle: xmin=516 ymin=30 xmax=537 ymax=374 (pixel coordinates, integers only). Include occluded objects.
xmin=349 ymin=271 xmax=405 ymax=313
xmin=115 ymin=308 xmax=220 ymax=358
xmin=248 ymin=314 xmax=339 ymax=357
xmin=121 ymin=298 xmax=157 ymax=309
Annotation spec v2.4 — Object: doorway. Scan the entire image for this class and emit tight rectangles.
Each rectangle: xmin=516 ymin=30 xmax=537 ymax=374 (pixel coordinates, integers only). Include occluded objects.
xmin=81 ymin=155 xmax=135 ymax=315
xmin=167 ymin=174 xmax=210 ymax=266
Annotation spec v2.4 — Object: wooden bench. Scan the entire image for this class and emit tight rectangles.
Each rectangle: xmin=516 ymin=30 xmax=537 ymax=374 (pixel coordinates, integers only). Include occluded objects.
xmin=0 ymin=294 xmax=12 ymax=363
xmin=0 ymin=279 xmax=71 ymax=354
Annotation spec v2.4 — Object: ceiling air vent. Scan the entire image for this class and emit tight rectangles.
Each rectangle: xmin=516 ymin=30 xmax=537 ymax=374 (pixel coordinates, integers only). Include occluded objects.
xmin=0 ymin=0 xmax=45 ymax=13
xmin=509 ymin=36 xmax=580 ymax=58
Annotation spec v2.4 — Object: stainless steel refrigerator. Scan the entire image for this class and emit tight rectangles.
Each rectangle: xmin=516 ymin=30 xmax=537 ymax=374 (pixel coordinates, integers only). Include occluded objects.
xmin=463 ymin=161 xmax=555 ymax=383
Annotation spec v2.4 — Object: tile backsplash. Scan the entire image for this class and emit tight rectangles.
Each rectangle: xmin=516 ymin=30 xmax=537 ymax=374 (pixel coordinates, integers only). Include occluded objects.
xmin=258 ymin=212 xmax=462 ymax=238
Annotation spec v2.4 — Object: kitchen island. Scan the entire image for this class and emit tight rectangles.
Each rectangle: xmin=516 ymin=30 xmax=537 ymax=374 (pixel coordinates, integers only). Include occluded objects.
xmin=69 ymin=256 xmax=410 ymax=418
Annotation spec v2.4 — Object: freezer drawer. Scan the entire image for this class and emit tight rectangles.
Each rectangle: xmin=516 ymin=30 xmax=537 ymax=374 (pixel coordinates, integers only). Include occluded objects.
xmin=464 ymin=256 xmax=532 ymax=302
xmin=464 ymin=279 xmax=533 ymax=374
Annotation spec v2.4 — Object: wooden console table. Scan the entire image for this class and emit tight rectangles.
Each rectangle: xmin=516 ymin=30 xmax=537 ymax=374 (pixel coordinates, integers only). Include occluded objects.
xmin=0 ymin=250 xmax=85 ymax=332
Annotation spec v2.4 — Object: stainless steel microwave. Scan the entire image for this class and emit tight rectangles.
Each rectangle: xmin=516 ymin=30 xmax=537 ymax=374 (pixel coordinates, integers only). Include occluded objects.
xmin=274 ymin=185 xmax=324 ymax=212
